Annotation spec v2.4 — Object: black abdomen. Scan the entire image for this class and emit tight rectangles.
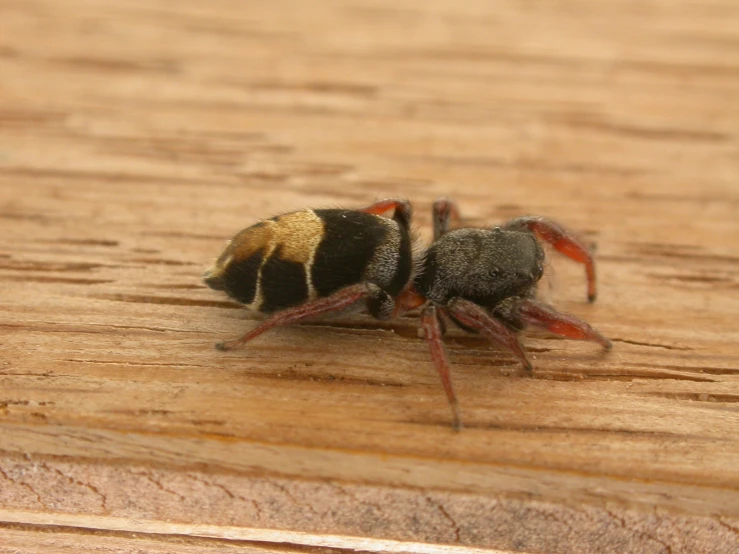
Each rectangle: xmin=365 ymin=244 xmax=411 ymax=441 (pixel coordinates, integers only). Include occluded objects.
xmin=312 ymin=209 xmax=404 ymax=297
xmin=259 ymin=247 xmax=310 ymax=313
xmin=204 ymin=208 xmax=410 ymax=314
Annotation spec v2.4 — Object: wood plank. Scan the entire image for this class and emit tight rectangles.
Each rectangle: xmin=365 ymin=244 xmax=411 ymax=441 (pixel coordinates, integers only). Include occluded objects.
xmin=1 ymin=0 xmax=738 ymax=552
xmin=0 ymin=522 xmax=352 ymax=554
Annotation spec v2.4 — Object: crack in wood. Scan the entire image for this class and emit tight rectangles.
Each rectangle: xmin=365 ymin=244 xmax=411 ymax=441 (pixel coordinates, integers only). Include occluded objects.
xmin=34 ymin=238 xmax=120 ymax=247
xmin=610 ymin=338 xmax=692 ymax=351
xmin=642 ymin=392 xmax=739 ymax=404
xmin=129 ymin=470 xmax=187 ymax=504
xmin=716 ymin=518 xmax=739 ymax=540
xmin=60 ymin=358 xmax=212 ymax=369
xmin=604 ymin=509 xmax=674 ymax=554
xmin=0 ymin=275 xmax=113 ymax=285
xmin=0 ymin=260 xmax=105 ymax=272
xmin=185 ymin=474 xmax=263 ymax=522
xmin=425 ymin=495 xmax=461 ymax=543
xmin=41 ymin=463 xmax=109 ymax=514
xmin=268 ymin=481 xmax=320 ymax=519
xmin=0 ymin=465 xmax=46 ymax=509
xmin=329 ymin=482 xmax=385 ymax=515
xmin=94 ymin=293 xmax=240 ymax=309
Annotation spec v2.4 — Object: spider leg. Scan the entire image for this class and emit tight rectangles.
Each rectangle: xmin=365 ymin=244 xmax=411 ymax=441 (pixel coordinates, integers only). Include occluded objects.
xmin=432 ymin=197 xmax=461 ymax=241
xmin=510 ymin=297 xmax=612 ymax=350
xmin=359 ymin=198 xmax=412 ymax=228
xmin=503 ymin=216 xmax=597 ymax=303
xmin=445 ymin=297 xmax=533 ymax=371
xmin=216 ymin=283 xmax=379 ymax=351
xmin=421 ymin=304 xmax=461 ymax=430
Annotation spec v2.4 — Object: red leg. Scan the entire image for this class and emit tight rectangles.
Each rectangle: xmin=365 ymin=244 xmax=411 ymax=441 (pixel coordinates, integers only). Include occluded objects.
xmin=446 ymin=298 xmax=533 ymax=372
xmin=216 ymin=283 xmax=374 ymax=351
xmin=504 ymin=216 xmax=597 ymax=302
xmin=360 ymin=198 xmax=412 ymax=225
xmin=421 ymin=305 xmax=462 ymax=431
xmin=432 ymin=197 xmax=461 ymax=241
xmin=513 ymin=298 xmax=612 ymax=350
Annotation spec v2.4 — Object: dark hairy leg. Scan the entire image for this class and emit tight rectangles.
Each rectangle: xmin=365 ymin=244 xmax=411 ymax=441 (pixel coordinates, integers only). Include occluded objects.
xmin=445 ymin=297 xmax=533 ymax=371
xmin=215 ymin=283 xmax=379 ymax=351
xmin=421 ymin=304 xmax=462 ymax=430
xmin=509 ymin=297 xmax=612 ymax=350
xmin=432 ymin=197 xmax=461 ymax=241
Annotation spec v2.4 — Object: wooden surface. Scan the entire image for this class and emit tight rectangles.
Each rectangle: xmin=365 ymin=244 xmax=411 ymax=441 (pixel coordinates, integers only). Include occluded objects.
xmin=1 ymin=0 xmax=739 ymax=552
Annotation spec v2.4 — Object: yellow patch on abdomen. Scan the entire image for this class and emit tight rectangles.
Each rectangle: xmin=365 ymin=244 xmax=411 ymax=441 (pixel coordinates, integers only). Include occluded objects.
xmin=268 ymin=210 xmax=324 ymax=263
xmin=221 ymin=209 xmax=324 ymax=264
xmin=204 ymin=210 xmax=325 ymax=306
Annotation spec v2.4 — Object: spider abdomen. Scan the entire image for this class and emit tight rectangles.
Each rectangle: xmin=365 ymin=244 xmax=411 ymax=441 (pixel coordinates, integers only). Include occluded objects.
xmin=415 ymin=227 xmax=544 ymax=308
xmin=204 ymin=208 xmax=411 ymax=314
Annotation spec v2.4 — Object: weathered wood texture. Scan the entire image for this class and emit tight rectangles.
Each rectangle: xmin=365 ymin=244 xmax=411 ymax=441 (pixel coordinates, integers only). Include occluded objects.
xmin=1 ymin=0 xmax=739 ymax=552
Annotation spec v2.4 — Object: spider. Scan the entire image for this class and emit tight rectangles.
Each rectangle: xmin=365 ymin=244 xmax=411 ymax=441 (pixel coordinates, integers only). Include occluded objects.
xmin=203 ymin=198 xmax=610 ymax=430
xmin=397 ymin=198 xmax=612 ymax=429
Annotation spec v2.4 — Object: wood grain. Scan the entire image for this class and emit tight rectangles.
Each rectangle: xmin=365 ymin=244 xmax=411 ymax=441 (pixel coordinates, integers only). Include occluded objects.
xmin=1 ymin=0 xmax=738 ymax=552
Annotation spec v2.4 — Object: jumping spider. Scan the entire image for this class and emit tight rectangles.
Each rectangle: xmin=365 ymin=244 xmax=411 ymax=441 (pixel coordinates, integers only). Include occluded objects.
xmin=203 ymin=198 xmax=611 ymax=429
xmin=399 ymin=198 xmax=612 ymax=429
